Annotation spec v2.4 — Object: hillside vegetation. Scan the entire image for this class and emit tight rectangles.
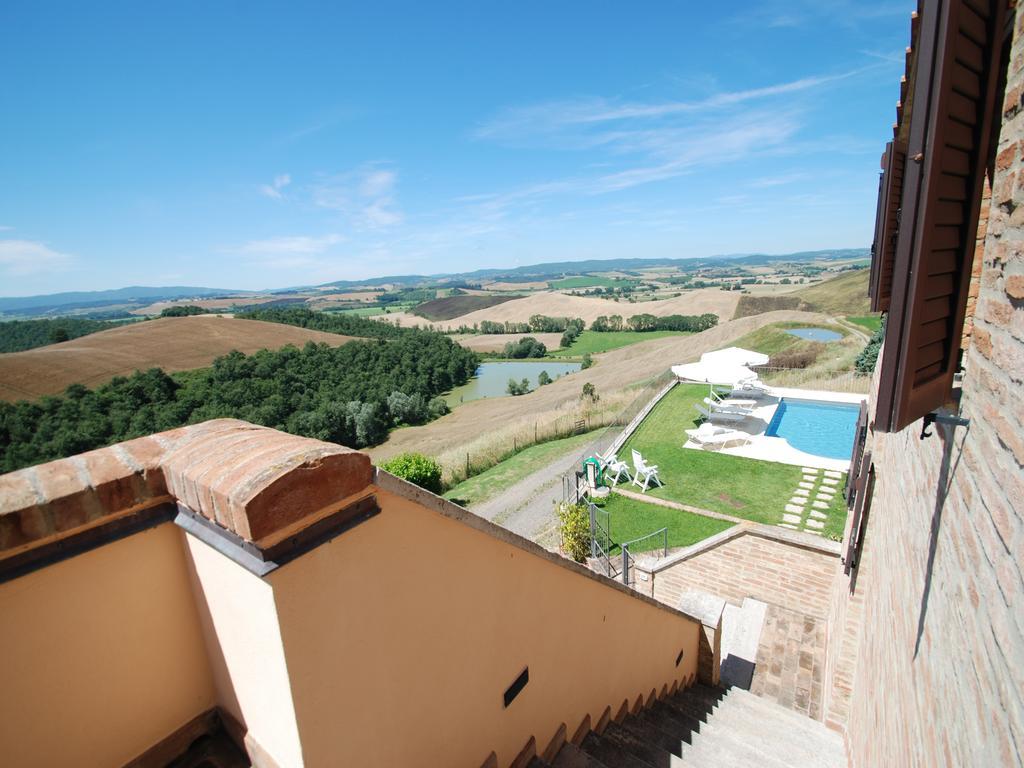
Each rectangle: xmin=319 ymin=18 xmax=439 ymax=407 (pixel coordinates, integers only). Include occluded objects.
xmin=791 ymin=269 xmax=870 ymax=315
xmin=411 ymin=294 xmax=518 ymax=321
xmin=0 ymin=316 xmax=361 ymax=402
xmin=0 ymin=328 xmax=479 ymax=473
xmin=0 ymin=317 xmax=134 ymax=353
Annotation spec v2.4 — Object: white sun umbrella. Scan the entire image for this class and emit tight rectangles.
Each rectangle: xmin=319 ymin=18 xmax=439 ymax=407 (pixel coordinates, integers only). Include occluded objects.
xmin=700 ymin=346 xmax=769 ymax=369
xmin=670 ymin=360 xmax=757 ymax=396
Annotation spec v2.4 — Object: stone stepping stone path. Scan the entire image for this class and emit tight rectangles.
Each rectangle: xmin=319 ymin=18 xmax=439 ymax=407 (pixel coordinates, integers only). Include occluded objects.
xmin=779 ymin=467 xmax=844 ymax=535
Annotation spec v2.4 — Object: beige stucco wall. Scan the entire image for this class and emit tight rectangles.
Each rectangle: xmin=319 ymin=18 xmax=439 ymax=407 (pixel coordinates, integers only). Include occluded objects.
xmin=0 ymin=523 xmax=216 ymax=768
xmin=270 ymin=486 xmax=701 ymax=768
xmin=184 ymin=532 xmax=306 ymax=768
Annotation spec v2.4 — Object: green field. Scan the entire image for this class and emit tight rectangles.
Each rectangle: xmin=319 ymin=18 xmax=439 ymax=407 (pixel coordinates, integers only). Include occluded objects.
xmin=596 ymin=493 xmax=734 ymax=553
xmin=619 ymin=384 xmax=848 ymax=538
xmin=846 ymin=315 xmax=883 ymax=333
xmin=550 ymin=330 xmax=687 ymax=357
xmin=442 ymin=430 xmax=600 ymax=508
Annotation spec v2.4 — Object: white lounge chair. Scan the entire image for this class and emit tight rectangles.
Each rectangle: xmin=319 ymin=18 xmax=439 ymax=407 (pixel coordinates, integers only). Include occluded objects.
xmin=703 ymin=397 xmax=755 ymax=416
xmin=685 ymin=423 xmax=751 ymax=450
xmin=695 ymin=403 xmax=746 ymax=423
xmin=630 ymin=449 xmax=663 ymax=492
xmin=731 ymin=378 xmax=772 ymax=398
xmin=709 ymin=390 xmax=758 ymax=410
xmin=597 ymin=451 xmax=632 ymax=486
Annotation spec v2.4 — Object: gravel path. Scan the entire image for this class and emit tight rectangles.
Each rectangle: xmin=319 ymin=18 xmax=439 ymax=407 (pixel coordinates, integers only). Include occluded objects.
xmin=472 ymin=435 xmax=602 ymax=544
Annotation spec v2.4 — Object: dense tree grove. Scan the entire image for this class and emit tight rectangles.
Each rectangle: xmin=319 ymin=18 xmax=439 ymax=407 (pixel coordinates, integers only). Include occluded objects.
xmin=0 ymin=332 xmax=478 ymax=473
xmin=237 ymin=307 xmax=407 ymax=339
xmin=0 ymin=317 xmax=131 ymax=352
xmin=623 ymin=313 xmax=719 ymax=332
xmin=502 ymin=336 xmax=547 ymax=359
xmin=160 ymin=305 xmax=207 ymax=317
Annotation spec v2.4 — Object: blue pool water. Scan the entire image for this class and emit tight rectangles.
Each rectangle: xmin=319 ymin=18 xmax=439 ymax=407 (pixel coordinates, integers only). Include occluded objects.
xmin=765 ymin=399 xmax=860 ymax=460
xmin=784 ymin=327 xmax=843 ymax=342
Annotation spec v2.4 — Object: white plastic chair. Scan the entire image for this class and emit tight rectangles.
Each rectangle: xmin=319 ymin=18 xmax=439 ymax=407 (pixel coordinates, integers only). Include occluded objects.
xmin=600 ymin=453 xmax=632 ymax=486
xmin=630 ymin=449 xmax=663 ymax=492
xmin=694 ymin=403 xmax=745 ymax=423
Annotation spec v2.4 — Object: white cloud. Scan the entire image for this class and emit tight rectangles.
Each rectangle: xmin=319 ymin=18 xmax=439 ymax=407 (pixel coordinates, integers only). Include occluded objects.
xmin=312 ymin=165 xmax=403 ymax=229
xmin=0 ymin=239 xmax=74 ymax=275
xmin=0 ymin=225 xmax=13 ymax=232
xmin=259 ymin=173 xmax=292 ymax=200
xmin=234 ymin=233 xmax=345 ymax=255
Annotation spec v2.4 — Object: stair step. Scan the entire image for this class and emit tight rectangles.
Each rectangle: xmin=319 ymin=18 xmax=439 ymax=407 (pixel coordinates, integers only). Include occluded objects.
xmin=617 ymin=713 xmax=686 ymax=757
xmin=552 ymin=741 xmax=610 ymax=768
xmin=698 ymin=711 xmax=836 ymax=767
xmin=603 ymin=721 xmax=686 ymax=767
xmin=660 ymin=692 xmax=716 ymax=723
xmin=681 ymin=722 xmax=794 ymax=768
xmin=579 ymin=731 xmax=652 ymax=768
xmin=720 ymin=689 xmax=840 ymax=740
xmin=637 ymin=705 xmax=699 ymax=745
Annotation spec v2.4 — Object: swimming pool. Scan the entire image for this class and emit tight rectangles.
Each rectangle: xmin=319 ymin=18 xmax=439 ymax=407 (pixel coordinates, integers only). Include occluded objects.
xmin=765 ymin=398 xmax=860 ymax=460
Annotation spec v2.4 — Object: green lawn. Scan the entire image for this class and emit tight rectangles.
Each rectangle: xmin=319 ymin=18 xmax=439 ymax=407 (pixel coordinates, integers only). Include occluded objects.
xmin=619 ymin=384 xmax=848 ymax=537
xmin=846 ymin=315 xmax=883 ymax=333
xmin=442 ymin=430 xmax=600 ymax=508
xmin=594 ymin=493 xmax=734 ymax=553
xmin=550 ymin=330 xmax=688 ymax=357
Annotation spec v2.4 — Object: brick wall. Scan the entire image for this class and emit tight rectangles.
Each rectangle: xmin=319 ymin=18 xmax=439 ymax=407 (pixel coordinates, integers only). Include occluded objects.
xmin=642 ymin=529 xmax=838 ymax=620
xmin=835 ymin=12 xmax=1024 ymax=766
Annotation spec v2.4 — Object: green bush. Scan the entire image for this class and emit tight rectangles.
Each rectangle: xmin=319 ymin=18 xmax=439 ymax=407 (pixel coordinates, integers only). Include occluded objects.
xmin=557 ymin=502 xmax=591 ymax=563
xmin=380 ymin=452 xmax=443 ymax=494
xmin=855 ymin=318 xmax=886 ymax=375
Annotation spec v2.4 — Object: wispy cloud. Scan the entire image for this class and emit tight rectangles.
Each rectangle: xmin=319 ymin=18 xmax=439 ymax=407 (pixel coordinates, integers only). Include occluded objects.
xmin=0 ymin=225 xmax=13 ymax=232
xmin=312 ymin=165 xmax=403 ymax=228
xmin=229 ymin=233 xmax=347 ymax=272
xmin=259 ymin=173 xmax=291 ymax=200
xmin=749 ymin=172 xmax=809 ymax=188
xmin=0 ymin=239 xmax=74 ymax=275
xmin=234 ymin=233 xmax=345 ymax=255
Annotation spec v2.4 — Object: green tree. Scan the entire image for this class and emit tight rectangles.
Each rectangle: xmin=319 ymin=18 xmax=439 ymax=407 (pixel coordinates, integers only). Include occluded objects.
xmin=537 ymin=371 xmax=552 ymax=386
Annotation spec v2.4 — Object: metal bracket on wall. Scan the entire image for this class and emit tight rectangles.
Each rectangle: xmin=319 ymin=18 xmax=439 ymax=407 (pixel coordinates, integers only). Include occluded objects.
xmin=919 ymin=411 xmax=971 ymax=440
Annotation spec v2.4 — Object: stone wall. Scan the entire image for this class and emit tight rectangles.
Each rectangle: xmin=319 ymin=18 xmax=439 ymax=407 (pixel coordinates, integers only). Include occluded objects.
xmin=835 ymin=13 xmax=1024 ymax=766
xmin=640 ymin=528 xmax=839 ymax=620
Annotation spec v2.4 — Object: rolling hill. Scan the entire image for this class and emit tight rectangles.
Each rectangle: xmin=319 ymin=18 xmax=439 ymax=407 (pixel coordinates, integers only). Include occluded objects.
xmin=411 ymin=294 xmax=519 ymax=321
xmin=0 ymin=315 xmax=359 ymax=402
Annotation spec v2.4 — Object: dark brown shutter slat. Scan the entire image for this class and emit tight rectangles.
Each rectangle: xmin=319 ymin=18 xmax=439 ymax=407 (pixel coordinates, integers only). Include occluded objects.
xmin=874 ymin=0 xmax=1006 ymax=433
xmin=843 ymin=452 xmax=874 ymax=575
xmin=870 ymin=142 xmax=907 ymax=313
xmin=845 ymin=402 xmax=868 ymax=508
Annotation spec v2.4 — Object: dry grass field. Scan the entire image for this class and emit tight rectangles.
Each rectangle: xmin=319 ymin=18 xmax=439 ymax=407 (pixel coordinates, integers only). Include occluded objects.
xmin=448 ymin=332 xmax=564 ymax=353
xmin=131 ymin=296 xmax=273 ymax=315
xmin=381 ymin=288 xmax=740 ymax=330
xmin=0 ymin=315 xmax=359 ymax=402
xmin=366 ymin=309 xmax=832 ymax=469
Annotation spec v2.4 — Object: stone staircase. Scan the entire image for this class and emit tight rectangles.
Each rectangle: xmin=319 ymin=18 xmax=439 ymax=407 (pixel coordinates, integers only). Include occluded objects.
xmin=525 ymin=684 xmax=845 ymax=768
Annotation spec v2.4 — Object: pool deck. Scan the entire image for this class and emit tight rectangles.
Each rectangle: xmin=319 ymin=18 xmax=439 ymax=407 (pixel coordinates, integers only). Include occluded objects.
xmin=684 ymin=386 xmax=866 ymax=472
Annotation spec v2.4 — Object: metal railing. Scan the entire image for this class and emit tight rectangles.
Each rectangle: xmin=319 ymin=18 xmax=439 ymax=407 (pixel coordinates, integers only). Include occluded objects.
xmin=588 ymin=502 xmax=616 ymax=578
xmin=620 ymin=527 xmax=668 ymax=587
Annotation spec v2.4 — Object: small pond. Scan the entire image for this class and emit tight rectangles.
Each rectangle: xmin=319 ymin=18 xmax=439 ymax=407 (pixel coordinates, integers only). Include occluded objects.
xmin=445 ymin=361 xmax=582 ymax=405
xmin=784 ymin=327 xmax=843 ymax=343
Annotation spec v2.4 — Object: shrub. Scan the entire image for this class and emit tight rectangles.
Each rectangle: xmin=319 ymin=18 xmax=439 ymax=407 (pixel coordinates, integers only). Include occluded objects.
xmin=507 ymin=378 xmax=531 ymax=396
xmin=581 ymin=353 xmax=593 ymax=369
xmin=537 ymin=370 xmax=552 ymax=386
xmin=581 ymin=382 xmax=598 ymax=402
xmin=557 ymin=502 xmax=591 ymax=563
xmin=855 ymin=318 xmax=886 ymax=375
xmin=768 ymin=343 xmax=825 ymax=369
xmin=380 ymin=452 xmax=443 ymax=494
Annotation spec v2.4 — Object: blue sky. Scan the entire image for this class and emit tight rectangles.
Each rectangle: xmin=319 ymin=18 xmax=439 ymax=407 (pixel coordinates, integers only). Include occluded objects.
xmin=0 ymin=1 xmax=911 ymax=296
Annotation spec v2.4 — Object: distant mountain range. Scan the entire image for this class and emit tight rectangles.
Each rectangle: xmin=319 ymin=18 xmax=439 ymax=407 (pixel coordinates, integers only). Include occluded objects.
xmin=0 ymin=286 xmax=243 ymax=316
xmin=0 ymin=248 xmax=868 ymax=317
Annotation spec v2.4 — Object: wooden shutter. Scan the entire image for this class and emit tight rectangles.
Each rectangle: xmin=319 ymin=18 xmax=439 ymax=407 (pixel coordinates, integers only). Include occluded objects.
xmin=845 ymin=401 xmax=868 ymax=508
xmin=843 ymin=452 xmax=875 ymax=575
xmin=876 ymin=0 xmax=1007 ymax=433
xmin=869 ymin=142 xmax=908 ymax=313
